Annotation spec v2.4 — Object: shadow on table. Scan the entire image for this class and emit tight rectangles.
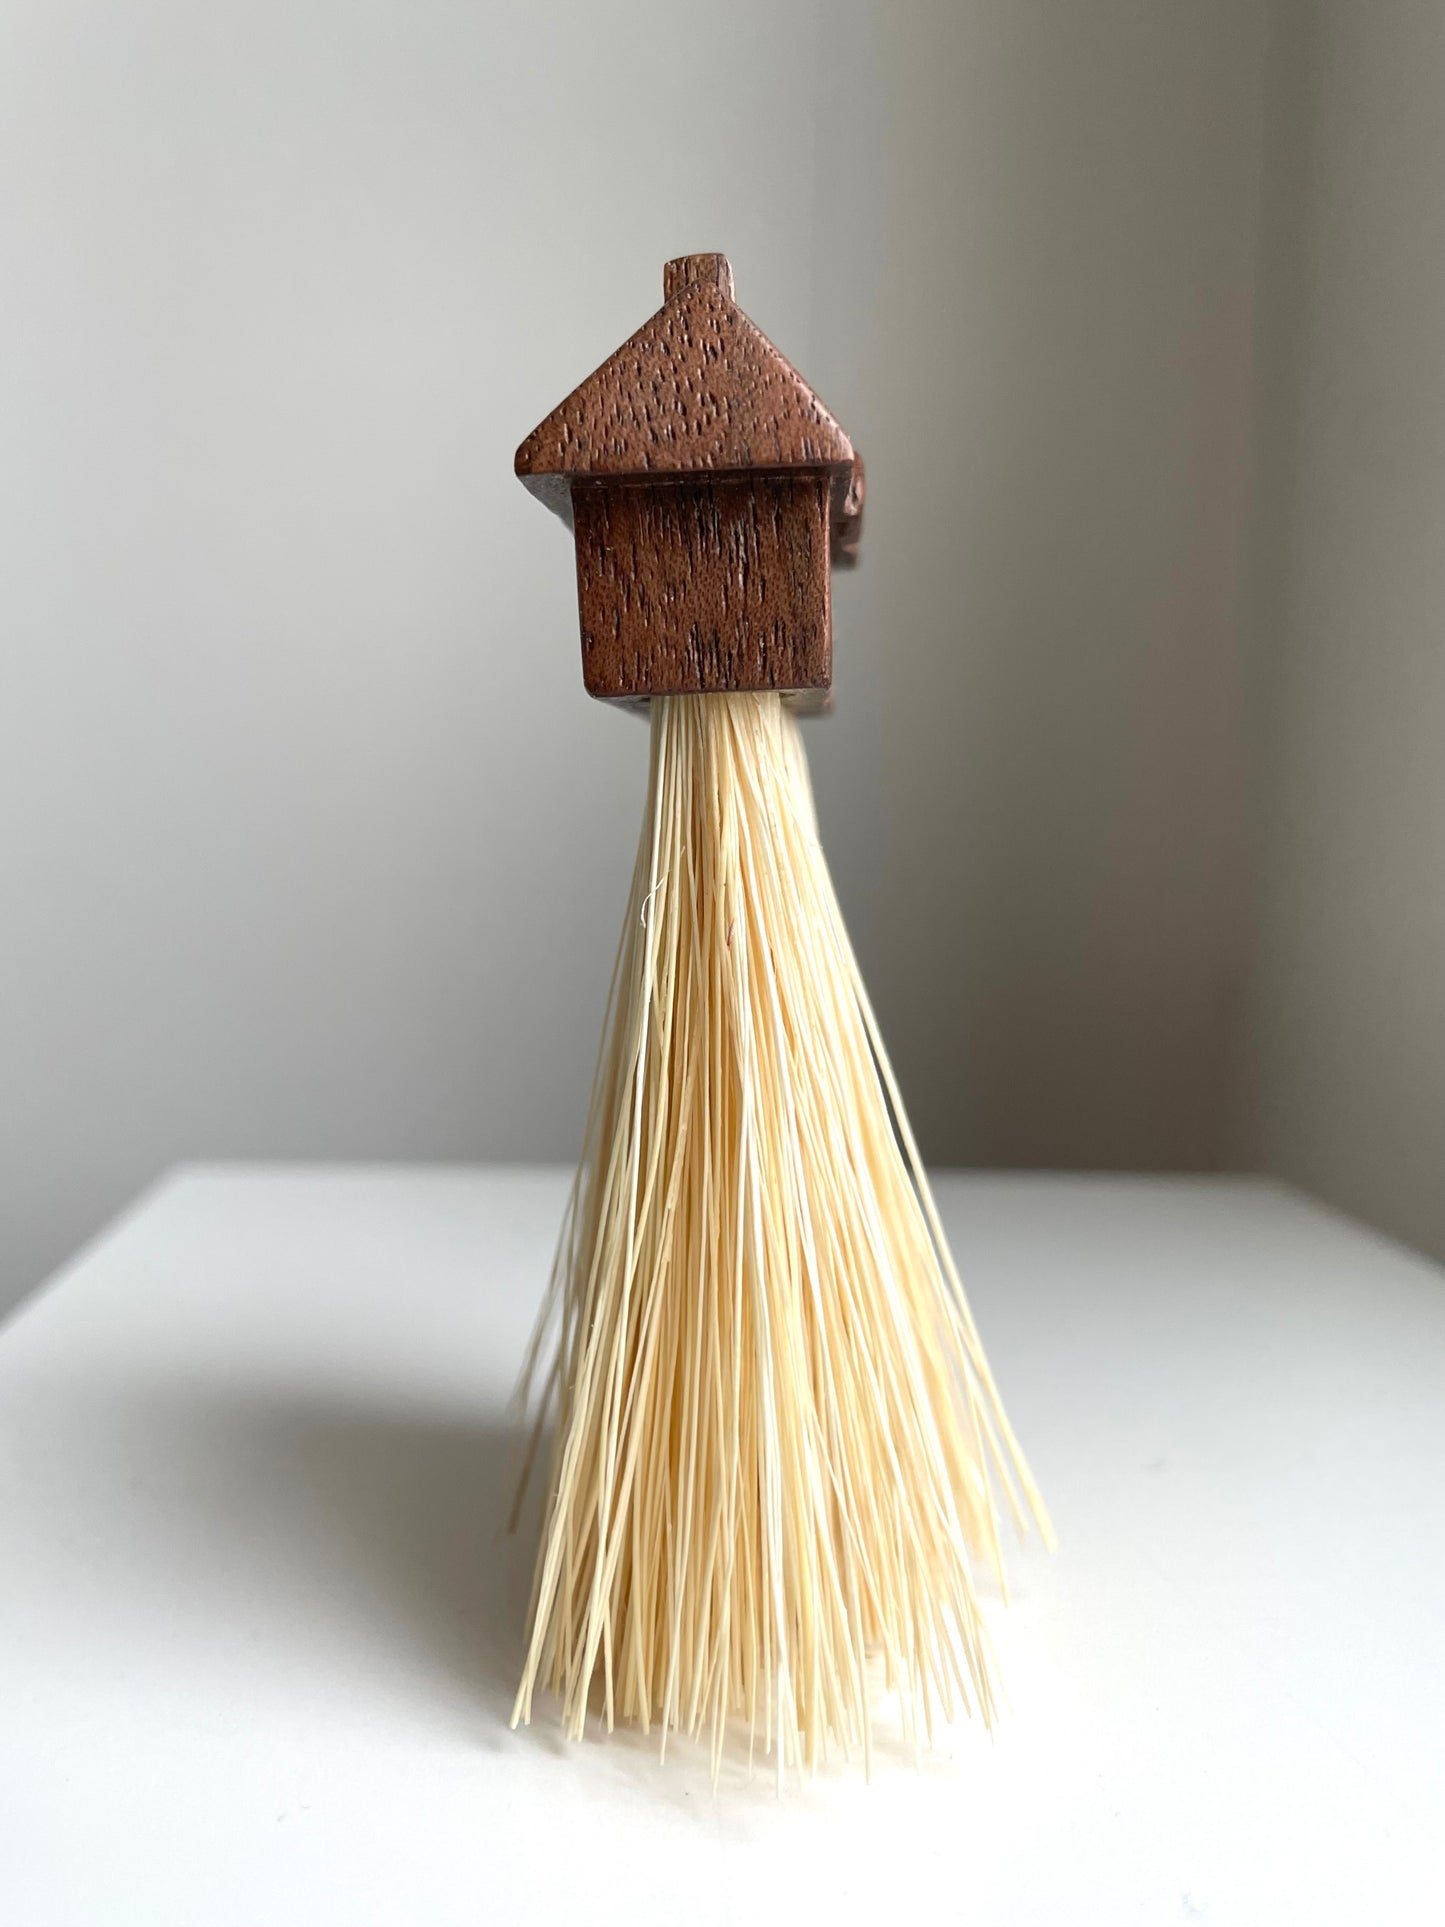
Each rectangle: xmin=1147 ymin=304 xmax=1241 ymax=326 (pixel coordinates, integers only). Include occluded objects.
xmin=106 ymin=1379 xmax=549 ymax=1751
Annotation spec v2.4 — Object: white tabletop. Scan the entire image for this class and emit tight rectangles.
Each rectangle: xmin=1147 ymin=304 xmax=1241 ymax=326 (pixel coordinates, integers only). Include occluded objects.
xmin=1 ymin=1167 xmax=1440 ymax=1924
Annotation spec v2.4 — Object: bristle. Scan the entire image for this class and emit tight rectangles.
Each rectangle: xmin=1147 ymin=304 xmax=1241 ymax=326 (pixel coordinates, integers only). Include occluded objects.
xmin=512 ymin=692 xmax=1052 ymax=1770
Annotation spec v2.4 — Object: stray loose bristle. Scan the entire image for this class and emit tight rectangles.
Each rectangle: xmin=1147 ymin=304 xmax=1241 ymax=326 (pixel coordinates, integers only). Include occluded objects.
xmin=512 ymin=693 xmax=1052 ymax=1775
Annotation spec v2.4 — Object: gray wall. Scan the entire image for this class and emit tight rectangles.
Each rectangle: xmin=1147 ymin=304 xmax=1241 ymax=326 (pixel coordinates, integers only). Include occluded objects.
xmin=8 ymin=4 xmax=1430 ymax=1310
xmin=829 ymin=6 xmax=1266 ymax=1174
xmin=1238 ymin=3 xmax=1445 ymax=1263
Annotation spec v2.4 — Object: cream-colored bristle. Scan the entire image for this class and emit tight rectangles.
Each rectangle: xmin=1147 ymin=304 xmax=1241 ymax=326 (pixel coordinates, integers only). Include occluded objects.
xmin=512 ymin=691 xmax=1052 ymax=1773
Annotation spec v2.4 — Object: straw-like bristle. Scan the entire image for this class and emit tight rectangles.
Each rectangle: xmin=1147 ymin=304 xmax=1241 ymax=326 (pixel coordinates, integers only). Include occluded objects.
xmin=512 ymin=692 xmax=1052 ymax=1775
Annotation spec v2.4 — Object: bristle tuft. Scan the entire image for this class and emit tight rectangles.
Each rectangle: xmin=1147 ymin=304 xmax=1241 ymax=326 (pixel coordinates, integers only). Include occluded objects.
xmin=512 ymin=693 xmax=1050 ymax=1771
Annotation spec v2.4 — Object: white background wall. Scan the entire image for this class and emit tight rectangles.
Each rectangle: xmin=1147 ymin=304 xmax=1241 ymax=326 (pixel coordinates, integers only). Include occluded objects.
xmin=3 ymin=3 xmax=1436 ymax=1312
xmin=1239 ymin=2 xmax=1445 ymax=1264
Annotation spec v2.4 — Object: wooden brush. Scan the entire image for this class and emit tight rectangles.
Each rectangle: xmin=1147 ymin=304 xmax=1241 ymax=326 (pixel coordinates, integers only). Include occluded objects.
xmin=510 ymin=254 xmax=1052 ymax=1776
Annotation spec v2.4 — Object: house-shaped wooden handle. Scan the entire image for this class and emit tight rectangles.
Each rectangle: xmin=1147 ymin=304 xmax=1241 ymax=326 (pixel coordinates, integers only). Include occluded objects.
xmin=516 ymin=253 xmax=864 ymax=704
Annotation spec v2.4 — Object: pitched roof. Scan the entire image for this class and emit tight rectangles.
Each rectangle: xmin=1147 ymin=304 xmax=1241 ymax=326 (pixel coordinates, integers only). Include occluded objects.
xmin=515 ymin=254 xmax=855 ymax=522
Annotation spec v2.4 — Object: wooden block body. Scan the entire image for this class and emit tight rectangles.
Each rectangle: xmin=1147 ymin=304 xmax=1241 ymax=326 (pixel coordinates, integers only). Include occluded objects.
xmin=571 ymin=475 xmax=831 ymax=700
xmin=517 ymin=254 xmax=860 ymax=703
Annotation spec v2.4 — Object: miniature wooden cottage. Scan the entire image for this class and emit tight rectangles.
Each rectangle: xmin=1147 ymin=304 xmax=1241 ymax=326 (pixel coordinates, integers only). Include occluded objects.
xmin=515 ymin=253 xmax=864 ymax=702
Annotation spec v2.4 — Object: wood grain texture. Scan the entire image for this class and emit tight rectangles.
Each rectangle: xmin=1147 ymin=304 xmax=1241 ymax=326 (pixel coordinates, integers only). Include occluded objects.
xmin=515 ymin=256 xmax=854 ymax=513
xmin=517 ymin=254 xmax=859 ymax=700
xmin=662 ymin=252 xmax=733 ymax=302
xmin=573 ymin=476 xmax=830 ymax=700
